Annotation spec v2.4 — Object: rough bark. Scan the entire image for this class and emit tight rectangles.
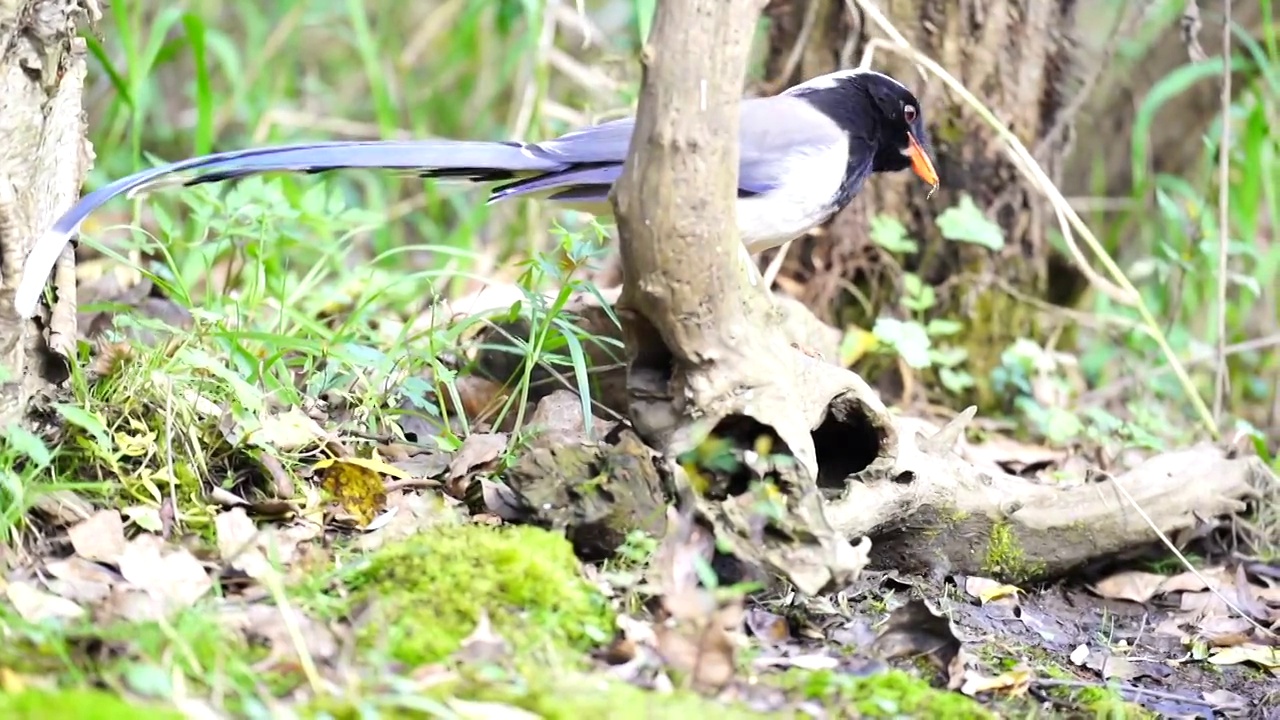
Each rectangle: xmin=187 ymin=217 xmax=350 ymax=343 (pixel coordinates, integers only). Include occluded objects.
xmin=760 ymin=0 xmax=1261 ymax=409
xmin=0 ymin=0 xmax=99 ymax=421
xmin=609 ymin=0 xmax=886 ymax=595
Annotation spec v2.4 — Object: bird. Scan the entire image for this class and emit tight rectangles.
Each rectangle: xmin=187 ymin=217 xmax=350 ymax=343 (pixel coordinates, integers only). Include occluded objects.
xmin=13 ymin=68 xmax=939 ymax=319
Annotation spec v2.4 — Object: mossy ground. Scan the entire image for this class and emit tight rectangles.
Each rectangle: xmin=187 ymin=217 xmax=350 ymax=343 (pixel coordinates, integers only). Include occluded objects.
xmin=336 ymin=523 xmax=616 ymax=667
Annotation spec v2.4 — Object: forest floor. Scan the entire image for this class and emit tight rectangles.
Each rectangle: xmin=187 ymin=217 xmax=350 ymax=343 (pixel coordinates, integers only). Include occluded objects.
xmin=2 ymin=269 xmax=1278 ymax=719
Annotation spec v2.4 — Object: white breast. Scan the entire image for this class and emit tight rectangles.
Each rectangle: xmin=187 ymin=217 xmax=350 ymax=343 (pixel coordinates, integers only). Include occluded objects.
xmin=734 ymin=139 xmax=849 ymax=254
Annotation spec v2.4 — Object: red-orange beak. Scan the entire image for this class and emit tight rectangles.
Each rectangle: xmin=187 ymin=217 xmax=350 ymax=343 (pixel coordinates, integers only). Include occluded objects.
xmin=907 ymin=132 xmax=940 ymax=198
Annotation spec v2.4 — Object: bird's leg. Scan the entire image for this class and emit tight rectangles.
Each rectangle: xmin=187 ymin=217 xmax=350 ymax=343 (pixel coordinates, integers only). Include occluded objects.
xmin=738 ymin=243 xmax=761 ymax=288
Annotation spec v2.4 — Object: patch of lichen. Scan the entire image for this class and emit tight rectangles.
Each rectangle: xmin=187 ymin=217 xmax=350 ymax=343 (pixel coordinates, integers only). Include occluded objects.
xmin=0 ymin=688 xmax=186 ymax=720
xmin=341 ymin=523 xmax=615 ymax=667
xmin=777 ymin=667 xmax=993 ymax=719
xmin=982 ymin=521 xmax=1046 ymax=584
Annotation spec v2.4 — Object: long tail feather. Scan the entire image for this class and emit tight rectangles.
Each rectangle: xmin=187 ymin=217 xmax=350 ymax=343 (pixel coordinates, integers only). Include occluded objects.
xmin=14 ymin=139 xmax=565 ymax=318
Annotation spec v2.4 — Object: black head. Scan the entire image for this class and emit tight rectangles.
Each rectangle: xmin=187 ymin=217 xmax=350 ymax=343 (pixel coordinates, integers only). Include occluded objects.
xmin=787 ymin=69 xmax=939 ymax=194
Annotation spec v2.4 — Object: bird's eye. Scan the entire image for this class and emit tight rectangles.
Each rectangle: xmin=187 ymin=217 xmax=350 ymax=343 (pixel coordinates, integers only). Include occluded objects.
xmin=903 ymin=104 xmax=917 ymax=123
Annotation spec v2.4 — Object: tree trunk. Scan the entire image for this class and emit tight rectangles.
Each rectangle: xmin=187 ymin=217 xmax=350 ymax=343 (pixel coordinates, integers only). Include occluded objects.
xmin=760 ymin=0 xmax=1259 ymax=410
xmin=0 ymin=0 xmax=99 ymax=421
xmin=610 ymin=0 xmax=891 ymax=595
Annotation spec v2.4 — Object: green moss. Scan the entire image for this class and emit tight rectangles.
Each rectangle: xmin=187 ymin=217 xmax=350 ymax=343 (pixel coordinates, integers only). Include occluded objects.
xmin=780 ymin=668 xmax=993 ymax=719
xmin=344 ymin=524 xmax=614 ymax=666
xmin=982 ymin=522 xmax=1045 ymax=583
xmin=0 ymin=688 xmax=185 ymax=720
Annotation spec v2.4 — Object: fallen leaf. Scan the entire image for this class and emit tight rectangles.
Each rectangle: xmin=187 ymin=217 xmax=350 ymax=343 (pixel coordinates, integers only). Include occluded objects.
xmin=30 ymin=490 xmax=93 ymax=526
xmin=963 ymin=576 xmax=1022 ymax=605
xmin=1089 ymin=571 xmax=1169 ymax=604
xmin=1202 ymin=689 xmax=1249 ymax=713
xmin=751 ymin=654 xmax=839 ymax=670
xmin=959 ymin=667 xmax=1032 ymax=696
xmin=44 ymin=556 xmax=120 ymax=605
xmin=390 ymin=453 xmax=450 ymax=480
xmin=116 ymin=534 xmax=212 ymax=615
xmin=5 ymin=581 xmax=85 ymax=623
xmin=1207 ymin=644 xmax=1279 ymax=669
xmin=454 ymin=610 xmax=510 ymax=665
xmin=122 ymin=505 xmax=164 ymax=533
xmin=446 ymin=698 xmax=541 ymax=720
xmin=67 ymin=509 xmax=126 ymax=564
xmin=356 ymin=491 xmax=461 ymax=552
xmin=744 ymin=607 xmax=791 ymax=645
xmin=219 ymin=603 xmax=339 ymax=668
xmin=1101 ymin=655 xmax=1139 ymax=680
xmin=1193 ymin=616 xmax=1254 ymax=647
xmin=215 ymin=508 xmax=272 ymax=579
xmin=447 ymin=432 xmax=509 ymax=481
xmin=253 ymin=405 xmax=327 ymax=451
xmin=318 ymin=458 xmax=391 ymax=526
xmin=871 ymin=599 xmax=962 ymax=680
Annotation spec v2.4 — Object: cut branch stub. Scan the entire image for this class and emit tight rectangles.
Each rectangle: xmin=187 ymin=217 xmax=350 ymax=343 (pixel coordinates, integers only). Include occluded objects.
xmin=608 ymin=0 xmax=893 ymax=595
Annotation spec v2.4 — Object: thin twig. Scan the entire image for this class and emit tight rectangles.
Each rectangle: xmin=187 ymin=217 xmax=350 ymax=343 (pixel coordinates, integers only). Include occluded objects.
xmin=1213 ymin=0 xmax=1233 ymax=421
xmin=1032 ymin=678 xmax=1211 ymax=708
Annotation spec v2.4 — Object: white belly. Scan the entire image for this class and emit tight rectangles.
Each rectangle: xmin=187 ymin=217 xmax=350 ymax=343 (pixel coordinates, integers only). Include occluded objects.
xmin=548 ymin=142 xmax=849 ymax=255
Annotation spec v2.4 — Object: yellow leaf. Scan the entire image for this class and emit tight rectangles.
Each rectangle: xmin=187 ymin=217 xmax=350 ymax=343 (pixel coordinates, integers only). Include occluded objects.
xmin=839 ymin=326 xmax=878 ymax=366
xmin=1208 ymin=644 xmax=1279 ymax=668
xmin=959 ymin=667 xmax=1033 ymax=696
xmin=978 ymin=583 xmax=1023 ymax=604
xmin=314 ymin=453 xmax=409 ymax=479
xmin=319 ymin=459 xmax=390 ymax=526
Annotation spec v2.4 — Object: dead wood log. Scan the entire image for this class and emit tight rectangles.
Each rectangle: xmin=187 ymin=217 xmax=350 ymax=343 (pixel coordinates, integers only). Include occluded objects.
xmin=826 ymin=413 xmax=1275 ymax=582
xmin=473 ymin=292 xmax=1271 ymax=584
xmin=0 ymin=0 xmax=100 ymax=424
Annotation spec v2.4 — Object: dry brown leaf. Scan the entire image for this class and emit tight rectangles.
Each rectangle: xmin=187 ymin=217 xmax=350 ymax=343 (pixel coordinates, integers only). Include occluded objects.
xmin=116 ymin=534 xmax=212 ymax=614
xmin=1193 ymin=616 xmax=1255 ymax=647
xmin=1090 ymin=571 xmax=1171 ymax=604
xmin=744 ymin=607 xmax=791 ymax=645
xmin=447 ymin=432 xmax=509 ymax=481
xmin=219 ymin=603 xmax=339 ymax=669
xmin=5 ymin=580 xmax=85 ymax=623
xmin=390 ymin=453 xmax=450 ymax=481
xmin=44 ymin=556 xmax=120 ymax=605
xmin=356 ymin=491 xmax=461 ymax=552
xmin=653 ymin=604 xmax=741 ymax=691
xmin=454 ymin=610 xmax=511 ymax=665
xmin=67 ymin=509 xmax=126 ymax=564
xmin=30 ymin=490 xmax=93 ymax=526
xmin=215 ymin=508 xmax=272 ymax=579
xmin=871 ymin=599 xmax=963 ymax=677
xmin=1101 ymin=655 xmax=1139 ymax=680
